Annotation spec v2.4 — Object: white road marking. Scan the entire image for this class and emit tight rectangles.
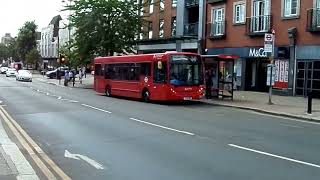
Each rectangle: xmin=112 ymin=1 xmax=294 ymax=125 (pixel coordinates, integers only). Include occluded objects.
xmin=57 ymin=96 xmax=62 ymax=100
xmin=129 ymin=118 xmax=194 ymax=136
xmin=46 ymin=93 xmax=50 ymax=95
xmin=0 ymin=101 xmax=2 ymax=104
xmin=60 ymin=99 xmax=79 ymax=103
xmin=280 ymin=123 xmax=303 ymax=128
xmin=81 ymin=104 xmax=112 ymax=114
xmin=64 ymin=150 xmax=104 ymax=170
xmin=229 ymin=144 xmax=320 ymax=168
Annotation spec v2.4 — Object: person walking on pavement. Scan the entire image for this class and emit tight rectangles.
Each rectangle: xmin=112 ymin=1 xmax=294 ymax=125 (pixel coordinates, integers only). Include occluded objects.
xmin=64 ymin=70 xmax=69 ymax=86
xmin=68 ymin=70 xmax=73 ymax=86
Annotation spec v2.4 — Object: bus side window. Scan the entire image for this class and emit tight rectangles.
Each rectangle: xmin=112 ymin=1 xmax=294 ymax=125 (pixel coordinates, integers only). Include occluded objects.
xmin=154 ymin=61 xmax=167 ymax=83
xmin=95 ymin=64 xmax=102 ymax=76
xmin=105 ymin=65 xmax=110 ymax=79
xmin=141 ymin=63 xmax=151 ymax=76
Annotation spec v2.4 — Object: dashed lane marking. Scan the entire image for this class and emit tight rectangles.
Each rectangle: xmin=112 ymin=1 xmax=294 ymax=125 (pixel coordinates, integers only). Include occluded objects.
xmin=129 ymin=117 xmax=195 ymax=136
xmin=81 ymin=104 xmax=112 ymax=114
xmin=229 ymin=144 xmax=320 ymax=169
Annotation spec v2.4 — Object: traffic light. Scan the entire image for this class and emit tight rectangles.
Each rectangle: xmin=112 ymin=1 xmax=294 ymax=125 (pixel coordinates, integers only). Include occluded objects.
xmin=59 ymin=54 xmax=66 ymax=64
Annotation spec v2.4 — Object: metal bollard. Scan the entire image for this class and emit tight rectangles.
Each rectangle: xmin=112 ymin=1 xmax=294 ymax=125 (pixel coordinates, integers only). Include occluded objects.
xmin=307 ymin=91 xmax=313 ymax=114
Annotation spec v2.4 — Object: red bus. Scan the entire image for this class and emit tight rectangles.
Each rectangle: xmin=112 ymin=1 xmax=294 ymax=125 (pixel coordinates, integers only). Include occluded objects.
xmin=94 ymin=52 xmax=204 ymax=102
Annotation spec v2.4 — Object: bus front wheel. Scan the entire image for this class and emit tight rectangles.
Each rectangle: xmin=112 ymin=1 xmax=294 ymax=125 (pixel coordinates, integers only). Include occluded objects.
xmin=105 ymin=86 xmax=112 ymax=97
xmin=143 ymin=90 xmax=150 ymax=103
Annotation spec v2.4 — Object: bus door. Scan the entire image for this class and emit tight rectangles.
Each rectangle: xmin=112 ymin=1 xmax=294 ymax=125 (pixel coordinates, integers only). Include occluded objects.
xmin=152 ymin=60 xmax=168 ymax=100
xmin=94 ymin=64 xmax=104 ymax=93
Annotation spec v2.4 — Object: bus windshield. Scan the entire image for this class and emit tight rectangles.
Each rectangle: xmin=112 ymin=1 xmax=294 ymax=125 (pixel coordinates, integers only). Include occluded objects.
xmin=170 ymin=55 xmax=202 ymax=86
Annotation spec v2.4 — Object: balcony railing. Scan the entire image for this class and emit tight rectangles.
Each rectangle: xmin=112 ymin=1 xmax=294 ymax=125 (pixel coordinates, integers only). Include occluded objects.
xmin=208 ymin=21 xmax=226 ymax=39
xmin=307 ymin=8 xmax=320 ymax=32
xmin=185 ymin=0 xmax=199 ymax=7
xmin=246 ymin=15 xmax=272 ymax=36
xmin=184 ymin=23 xmax=199 ymax=36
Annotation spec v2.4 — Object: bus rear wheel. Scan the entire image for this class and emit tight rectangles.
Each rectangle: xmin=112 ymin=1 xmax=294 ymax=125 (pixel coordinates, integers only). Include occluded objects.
xmin=143 ymin=90 xmax=150 ymax=103
xmin=105 ymin=86 xmax=112 ymax=97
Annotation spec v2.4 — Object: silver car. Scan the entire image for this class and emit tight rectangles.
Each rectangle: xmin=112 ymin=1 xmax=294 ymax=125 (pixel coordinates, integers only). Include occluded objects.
xmin=16 ymin=70 xmax=32 ymax=82
xmin=5 ymin=68 xmax=17 ymax=77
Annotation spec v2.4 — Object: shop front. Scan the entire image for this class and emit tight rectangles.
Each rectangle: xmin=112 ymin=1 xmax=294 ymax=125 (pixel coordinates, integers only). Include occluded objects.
xmin=296 ymin=46 xmax=320 ymax=98
xmin=206 ymin=47 xmax=290 ymax=93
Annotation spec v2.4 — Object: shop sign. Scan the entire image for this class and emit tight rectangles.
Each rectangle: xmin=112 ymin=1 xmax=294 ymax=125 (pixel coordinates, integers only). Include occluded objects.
xmin=249 ymin=48 xmax=268 ymax=58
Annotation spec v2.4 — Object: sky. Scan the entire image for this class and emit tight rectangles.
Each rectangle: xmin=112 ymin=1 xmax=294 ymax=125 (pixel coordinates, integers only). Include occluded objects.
xmin=0 ymin=0 xmax=68 ymax=37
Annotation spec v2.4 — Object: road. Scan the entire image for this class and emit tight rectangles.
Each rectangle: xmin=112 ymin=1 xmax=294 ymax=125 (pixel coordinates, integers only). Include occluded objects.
xmin=0 ymin=74 xmax=320 ymax=180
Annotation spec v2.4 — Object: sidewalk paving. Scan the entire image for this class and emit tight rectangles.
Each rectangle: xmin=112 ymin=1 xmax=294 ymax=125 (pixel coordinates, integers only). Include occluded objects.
xmin=201 ymin=91 xmax=320 ymax=122
xmin=33 ymin=73 xmax=94 ymax=89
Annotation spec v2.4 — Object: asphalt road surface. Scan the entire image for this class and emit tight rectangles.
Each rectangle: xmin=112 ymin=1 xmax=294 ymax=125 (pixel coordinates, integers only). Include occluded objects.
xmin=0 ymin=75 xmax=320 ymax=180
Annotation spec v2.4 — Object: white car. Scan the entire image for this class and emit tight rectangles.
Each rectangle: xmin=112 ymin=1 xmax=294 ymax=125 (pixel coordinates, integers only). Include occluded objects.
xmin=0 ymin=67 xmax=8 ymax=74
xmin=6 ymin=68 xmax=17 ymax=77
xmin=16 ymin=70 xmax=32 ymax=82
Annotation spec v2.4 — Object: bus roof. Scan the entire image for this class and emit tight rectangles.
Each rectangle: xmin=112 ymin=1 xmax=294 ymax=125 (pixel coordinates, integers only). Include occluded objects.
xmin=94 ymin=52 xmax=199 ymax=64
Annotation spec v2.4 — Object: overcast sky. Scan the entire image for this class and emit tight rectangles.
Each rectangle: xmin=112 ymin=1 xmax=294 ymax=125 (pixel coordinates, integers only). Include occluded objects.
xmin=0 ymin=0 xmax=67 ymax=37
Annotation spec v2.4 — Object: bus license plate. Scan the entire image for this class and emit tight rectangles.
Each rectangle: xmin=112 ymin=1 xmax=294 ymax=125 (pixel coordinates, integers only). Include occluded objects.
xmin=183 ymin=97 xmax=192 ymax=100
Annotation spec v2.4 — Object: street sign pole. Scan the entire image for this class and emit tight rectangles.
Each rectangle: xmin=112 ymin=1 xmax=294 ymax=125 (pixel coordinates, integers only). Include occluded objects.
xmin=268 ymin=32 xmax=275 ymax=105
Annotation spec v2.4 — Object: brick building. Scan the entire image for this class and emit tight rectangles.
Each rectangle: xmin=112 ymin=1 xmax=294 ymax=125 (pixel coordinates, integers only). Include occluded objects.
xmin=204 ymin=0 xmax=320 ymax=97
xmin=137 ymin=0 xmax=206 ymax=54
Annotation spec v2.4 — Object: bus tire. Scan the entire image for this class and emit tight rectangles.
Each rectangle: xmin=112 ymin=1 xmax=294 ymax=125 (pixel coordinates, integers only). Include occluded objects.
xmin=142 ymin=90 xmax=150 ymax=103
xmin=105 ymin=86 xmax=112 ymax=97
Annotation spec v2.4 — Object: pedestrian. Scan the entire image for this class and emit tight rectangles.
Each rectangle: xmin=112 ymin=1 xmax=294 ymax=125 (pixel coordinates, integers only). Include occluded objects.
xmin=205 ymin=69 xmax=213 ymax=99
xmin=72 ymin=69 xmax=76 ymax=87
xmin=64 ymin=70 xmax=69 ymax=86
xmin=69 ymin=70 xmax=73 ymax=86
xmin=82 ymin=67 xmax=86 ymax=78
xmin=79 ymin=68 xmax=83 ymax=84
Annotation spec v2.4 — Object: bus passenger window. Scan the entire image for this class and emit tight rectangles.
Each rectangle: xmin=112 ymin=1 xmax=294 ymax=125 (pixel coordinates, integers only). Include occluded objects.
xmin=141 ymin=63 xmax=151 ymax=76
xmin=154 ymin=61 xmax=167 ymax=83
xmin=95 ymin=64 xmax=102 ymax=76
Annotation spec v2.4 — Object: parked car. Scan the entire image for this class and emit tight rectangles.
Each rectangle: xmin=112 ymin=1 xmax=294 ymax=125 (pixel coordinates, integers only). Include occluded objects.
xmin=16 ymin=70 xmax=32 ymax=82
xmin=45 ymin=67 xmax=69 ymax=79
xmin=5 ymin=68 xmax=17 ymax=77
xmin=0 ymin=67 xmax=8 ymax=74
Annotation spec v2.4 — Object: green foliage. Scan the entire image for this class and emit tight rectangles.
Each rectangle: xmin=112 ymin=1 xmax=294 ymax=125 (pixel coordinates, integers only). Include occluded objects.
xmin=26 ymin=48 xmax=41 ymax=66
xmin=0 ymin=43 xmax=9 ymax=60
xmin=17 ymin=21 xmax=38 ymax=62
xmin=65 ymin=0 xmax=142 ymax=63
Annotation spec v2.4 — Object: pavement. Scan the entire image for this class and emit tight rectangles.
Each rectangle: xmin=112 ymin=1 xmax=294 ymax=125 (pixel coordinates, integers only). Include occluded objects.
xmin=32 ymin=73 xmax=94 ymax=89
xmin=1 ymin=74 xmax=320 ymax=179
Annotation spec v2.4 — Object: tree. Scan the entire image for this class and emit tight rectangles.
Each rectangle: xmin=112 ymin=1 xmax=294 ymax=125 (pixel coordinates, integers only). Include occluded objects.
xmin=0 ymin=43 xmax=9 ymax=61
xmin=26 ymin=48 xmax=41 ymax=69
xmin=16 ymin=21 xmax=38 ymax=62
xmin=66 ymin=0 xmax=142 ymax=62
xmin=7 ymin=38 xmax=20 ymax=61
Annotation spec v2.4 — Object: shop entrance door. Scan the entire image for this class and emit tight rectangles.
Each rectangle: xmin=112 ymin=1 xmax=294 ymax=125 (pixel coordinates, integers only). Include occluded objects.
xmin=245 ymin=59 xmax=269 ymax=92
xmin=296 ymin=61 xmax=320 ymax=98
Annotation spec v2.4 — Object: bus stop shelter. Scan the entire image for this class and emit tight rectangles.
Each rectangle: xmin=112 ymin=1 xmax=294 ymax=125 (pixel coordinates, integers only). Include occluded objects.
xmin=202 ymin=54 xmax=239 ymax=100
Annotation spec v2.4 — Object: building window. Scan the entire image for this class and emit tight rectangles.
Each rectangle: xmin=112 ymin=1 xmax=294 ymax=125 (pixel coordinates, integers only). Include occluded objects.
xmin=171 ymin=17 xmax=177 ymax=37
xmin=172 ymin=0 xmax=177 ymax=7
xmin=212 ymin=7 xmax=225 ymax=36
xmin=234 ymin=3 xmax=245 ymax=24
xmin=159 ymin=19 xmax=164 ymax=38
xmin=148 ymin=21 xmax=153 ymax=39
xmin=149 ymin=0 xmax=154 ymax=14
xmin=160 ymin=0 xmax=165 ymax=11
xmin=284 ymin=0 xmax=299 ymax=17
